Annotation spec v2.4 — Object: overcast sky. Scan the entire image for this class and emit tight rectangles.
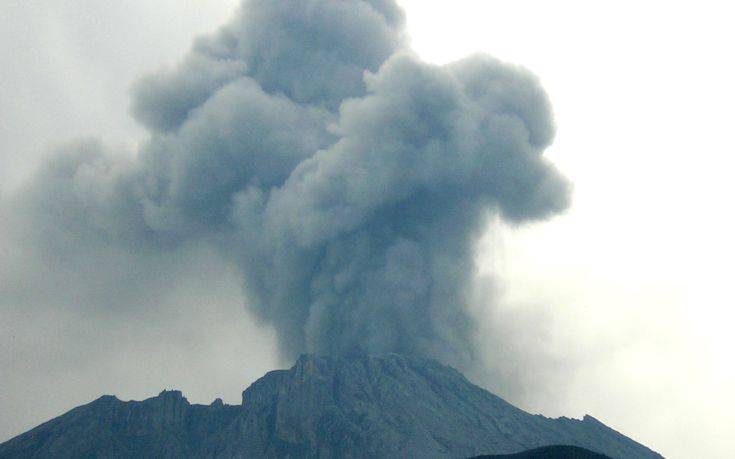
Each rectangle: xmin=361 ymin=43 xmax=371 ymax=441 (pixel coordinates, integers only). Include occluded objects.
xmin=1 ymin=1 xmax=733 ymax=458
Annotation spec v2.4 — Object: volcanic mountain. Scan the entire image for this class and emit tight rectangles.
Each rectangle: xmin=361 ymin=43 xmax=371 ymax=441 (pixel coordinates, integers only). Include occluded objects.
xmin=0 ymin=354 xmax=662 ymax=458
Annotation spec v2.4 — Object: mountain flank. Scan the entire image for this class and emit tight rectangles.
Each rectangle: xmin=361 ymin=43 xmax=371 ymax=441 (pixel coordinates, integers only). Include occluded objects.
xmin=0 ymin=354 xmax=663 ymax=458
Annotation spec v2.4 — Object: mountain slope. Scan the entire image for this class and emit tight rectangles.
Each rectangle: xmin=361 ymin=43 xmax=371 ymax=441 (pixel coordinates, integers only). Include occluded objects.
xmin=0 ymin=354 xmax=663 ymax=458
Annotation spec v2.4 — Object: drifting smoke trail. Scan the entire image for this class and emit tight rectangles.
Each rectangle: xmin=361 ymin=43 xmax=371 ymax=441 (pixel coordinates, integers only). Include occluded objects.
xmin=9 ymin=0 xmax=570 ymax=366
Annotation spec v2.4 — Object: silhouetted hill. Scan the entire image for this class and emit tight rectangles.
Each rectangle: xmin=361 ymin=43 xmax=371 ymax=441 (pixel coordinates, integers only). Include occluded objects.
xmin=472 ymin=444 xmax=611 ymax=458
xmin=0 ymin=354 xmax=662 ymax=458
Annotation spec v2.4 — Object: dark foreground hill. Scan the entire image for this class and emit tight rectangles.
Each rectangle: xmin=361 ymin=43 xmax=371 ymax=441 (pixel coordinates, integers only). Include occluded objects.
xmin=0 ymin=354 xmax=662 ymax=458
xmin=472 ymin=444 xmax=612 ymax=458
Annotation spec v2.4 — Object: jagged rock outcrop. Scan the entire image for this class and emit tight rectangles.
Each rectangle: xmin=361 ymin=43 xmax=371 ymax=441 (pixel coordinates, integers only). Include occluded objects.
xmin=0 ymin=354 xmax=663 ymax=458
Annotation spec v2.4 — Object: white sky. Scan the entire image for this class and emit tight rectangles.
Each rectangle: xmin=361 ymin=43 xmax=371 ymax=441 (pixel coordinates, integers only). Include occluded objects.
xmin=401 ymin=2 xmax=734 ymax=457
xmin=1 ymin=1 xmax=734 ymax=457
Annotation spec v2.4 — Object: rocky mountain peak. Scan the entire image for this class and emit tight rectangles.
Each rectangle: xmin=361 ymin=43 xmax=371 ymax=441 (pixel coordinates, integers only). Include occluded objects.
xmin=0 ymin=354 xmax=663 ymax=458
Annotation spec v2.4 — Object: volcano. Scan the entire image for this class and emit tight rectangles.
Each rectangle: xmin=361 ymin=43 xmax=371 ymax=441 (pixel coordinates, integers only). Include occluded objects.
xmin=0 ymin=354 xmax=662 ymax=458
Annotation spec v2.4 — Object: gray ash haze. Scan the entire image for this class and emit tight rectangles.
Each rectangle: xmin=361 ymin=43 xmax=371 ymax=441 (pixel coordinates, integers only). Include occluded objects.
xmin=5 ymin=0 xmax=735 ymax=459
xmin=12 ymin=1 xmax=735 ymax=458
xmin=3 ymin=0 xmax=568 ymax=367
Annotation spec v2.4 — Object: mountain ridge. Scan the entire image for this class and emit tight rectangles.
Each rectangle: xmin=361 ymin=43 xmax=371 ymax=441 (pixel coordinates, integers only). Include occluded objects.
xmin=0 ymin=354 xmax=663 ymax=458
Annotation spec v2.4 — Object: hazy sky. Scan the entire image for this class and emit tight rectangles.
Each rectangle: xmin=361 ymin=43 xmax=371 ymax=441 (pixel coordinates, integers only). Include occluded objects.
xmin=1 ymin=1 xmax=733 ymax=458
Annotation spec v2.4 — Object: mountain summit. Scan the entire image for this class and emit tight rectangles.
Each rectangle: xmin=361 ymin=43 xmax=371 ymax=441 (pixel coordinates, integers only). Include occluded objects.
xmin=0 ymin=354 xmax=662 ymax=458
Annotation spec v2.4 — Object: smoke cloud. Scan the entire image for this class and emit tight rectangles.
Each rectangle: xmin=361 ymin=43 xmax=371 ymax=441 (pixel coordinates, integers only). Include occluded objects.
xmin=5 ymin=0 xmax=570 ymax=367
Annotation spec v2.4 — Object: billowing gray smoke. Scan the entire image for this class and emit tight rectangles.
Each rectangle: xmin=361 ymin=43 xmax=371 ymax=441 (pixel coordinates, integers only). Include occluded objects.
xmin=11 ymin=0 xmax=570 ymax=365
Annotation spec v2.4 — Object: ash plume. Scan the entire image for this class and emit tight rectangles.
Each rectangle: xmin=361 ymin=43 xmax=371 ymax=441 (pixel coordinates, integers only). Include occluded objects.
xmin=5 ymin=0 xmax=570 ymax=367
